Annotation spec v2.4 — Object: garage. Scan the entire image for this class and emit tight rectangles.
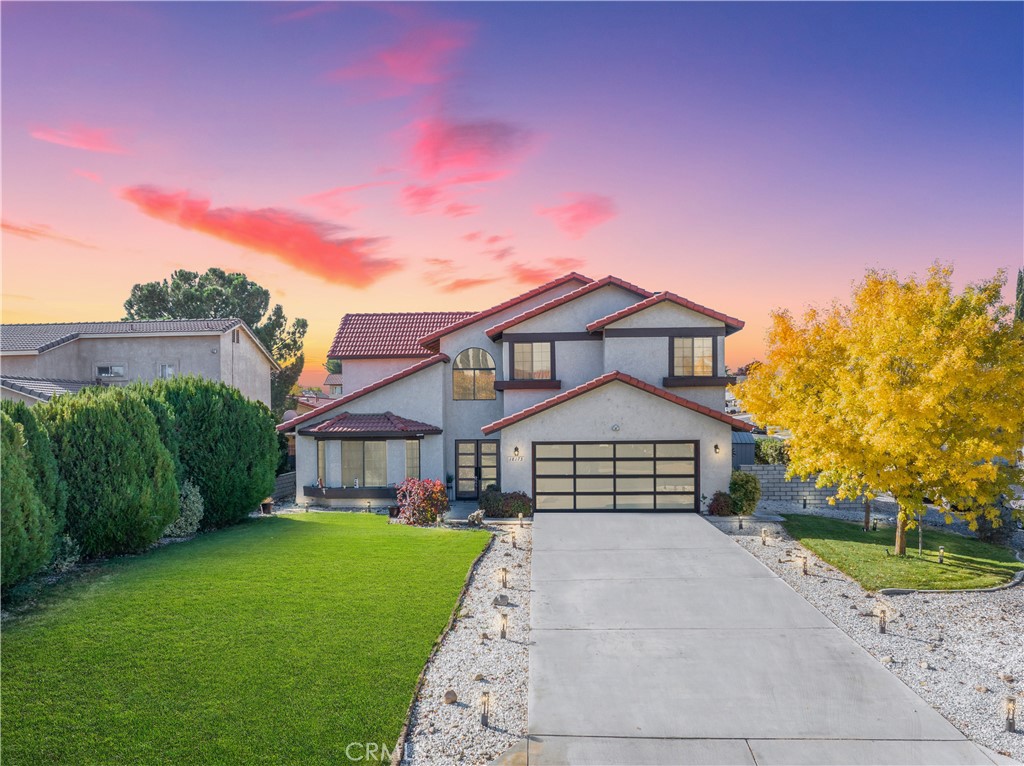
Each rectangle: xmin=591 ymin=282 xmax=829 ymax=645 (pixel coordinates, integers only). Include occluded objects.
xmin=533 ymin=441 xmax=698 ymax=511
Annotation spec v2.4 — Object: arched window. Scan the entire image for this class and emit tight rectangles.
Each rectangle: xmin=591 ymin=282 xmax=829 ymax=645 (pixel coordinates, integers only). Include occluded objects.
xmin=453 ymin=348 xmax=496 ymax=400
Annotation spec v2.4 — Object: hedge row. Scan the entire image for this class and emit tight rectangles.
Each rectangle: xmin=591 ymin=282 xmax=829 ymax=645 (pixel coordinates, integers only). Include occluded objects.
xmin=0 ymin=377 xmax=278 ymax=591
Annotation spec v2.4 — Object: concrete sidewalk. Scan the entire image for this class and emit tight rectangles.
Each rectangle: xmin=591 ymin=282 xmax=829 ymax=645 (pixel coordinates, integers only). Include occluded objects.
xmin=526 ymin=513 xmax=998 ymax=765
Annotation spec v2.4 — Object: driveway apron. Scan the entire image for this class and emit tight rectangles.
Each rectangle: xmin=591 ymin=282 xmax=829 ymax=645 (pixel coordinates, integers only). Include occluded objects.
xmin=527 ymin=513 xmax=997 ymax=765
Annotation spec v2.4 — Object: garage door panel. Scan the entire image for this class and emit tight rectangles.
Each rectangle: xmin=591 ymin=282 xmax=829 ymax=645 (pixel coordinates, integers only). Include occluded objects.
xmin=533 ymin=441 xmax=699 ymax=512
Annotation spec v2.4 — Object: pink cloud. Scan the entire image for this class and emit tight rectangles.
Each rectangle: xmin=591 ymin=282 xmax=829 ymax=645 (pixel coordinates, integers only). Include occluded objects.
xmin=72 ymin=168 xmax=104 ymax=184
xmin=120 ymin=186 xmax=399 ymax=287
xmin=443 ymin=202 xmax=478 ymax=218
xmin=29 ymin=124 xmax=129 ymax=154
xmin=508 ymin=258 xmax=586 ymax=285
xmin=487 ymin=246 xmax=515 ymax=261
xmin=2 ymin=220 xmax=96 ymax=249
xmin=462 ymin=231 xmax=483 ymax=242
xmin=330 ymin=21 xmax=473 ymax=97
xmin=273 ymin=3 xmax=337 ymax=23
xmin=411 ymin=115 xmax=530 ymax=180
xmin=439 ymin=277 xmax=500 ymax=292
xmin=300 ymin=182 xmax=391 ymax=218
xmin=538 ymin=194 xmax=617 ymax=239
xmin=400 ymin=183 xmax=447 ymax=214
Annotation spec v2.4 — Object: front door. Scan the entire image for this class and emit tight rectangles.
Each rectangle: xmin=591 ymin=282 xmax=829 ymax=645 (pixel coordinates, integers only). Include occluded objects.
xmin=455 ymin=440 xmax=500 ymax=500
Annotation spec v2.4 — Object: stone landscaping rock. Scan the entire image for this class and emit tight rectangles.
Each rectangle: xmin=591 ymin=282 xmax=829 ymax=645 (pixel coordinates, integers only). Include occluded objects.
xmin=976 ymin=686 xmax=991 ymax=694
xmin=444 ymin=690 xmax=458 ymax=704
xmin=474 ymin=673 xmax=485 ymax=682
xmin=492 ymin=594 xmax=509 ymax=607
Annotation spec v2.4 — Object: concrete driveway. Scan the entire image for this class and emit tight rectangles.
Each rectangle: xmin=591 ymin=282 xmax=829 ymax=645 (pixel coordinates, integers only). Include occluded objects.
xmin=527 ymin=513 xmax=997 ymax=765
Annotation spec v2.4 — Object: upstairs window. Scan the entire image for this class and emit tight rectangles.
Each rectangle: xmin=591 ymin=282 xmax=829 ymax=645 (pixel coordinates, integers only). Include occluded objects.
xmin=511 ymin=342 xmax=554 ymax=380
xmin=453 ymin=348 xmax=496 ymax=400
xmin=672 ymin=337 xmax=713 ymax=377
xmin=96 ymin=365 xmax=125 ymax=378
xmin=158 ymin=363 xmax=177 ymax=379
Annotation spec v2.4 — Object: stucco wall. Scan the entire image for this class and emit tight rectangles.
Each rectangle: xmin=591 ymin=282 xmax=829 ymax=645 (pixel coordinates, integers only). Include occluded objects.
xmin=605 ymin=301 xmax=726 ymax=330
xmin=495 ymin=380 xmax=734 ymax=508
xmin=342 ymin=357 xmax=424 ymax=393
xmin=504 ymin=284 xmax=642 ymax=334
xmin=220 ymin=331 xmax=274 ymax=405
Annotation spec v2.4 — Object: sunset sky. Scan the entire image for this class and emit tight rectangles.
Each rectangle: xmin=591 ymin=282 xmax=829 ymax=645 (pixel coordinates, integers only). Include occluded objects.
xmin=3 ymin=2 xmax=1021 ymax=387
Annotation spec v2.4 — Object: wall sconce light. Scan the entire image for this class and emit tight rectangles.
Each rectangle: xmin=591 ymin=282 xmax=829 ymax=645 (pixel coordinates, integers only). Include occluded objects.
xmin=714 ymin=444 xmax=720 ymax=454
xmin=513 ymin=446 xmax=520 ymax=458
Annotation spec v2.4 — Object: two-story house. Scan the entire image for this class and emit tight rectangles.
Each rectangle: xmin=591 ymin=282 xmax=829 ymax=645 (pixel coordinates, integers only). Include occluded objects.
xmin=0 ymin=319 xmax=277 ymax=406
xmin=278 ymin=273 xmax=752 ymax=512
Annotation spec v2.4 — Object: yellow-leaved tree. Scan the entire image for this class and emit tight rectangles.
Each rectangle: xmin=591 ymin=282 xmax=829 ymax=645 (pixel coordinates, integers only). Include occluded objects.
xmin=735 ymin=265 xmax=1024 ymax=556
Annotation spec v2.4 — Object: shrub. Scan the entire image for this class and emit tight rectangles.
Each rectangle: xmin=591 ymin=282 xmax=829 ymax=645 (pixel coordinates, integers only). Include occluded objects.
xmin=1 ymin=413 xmax=56 ymax=589
xmin=126 ymin=383 xmax=183 ymax=483
xmin=51 ymin=534 xmax=82 ymax=574
xmin=396 ymin=478 xmax=449 ymax=526
xmin=498 ymin=491 xmax=533 ymax=518
xmin=480 ymin=483 xmax=502 ymax=515
xmin=38 ymin=387 xmax=178 ymax=557
xmin=1 ymin=400 xmax=68 ymax=536
xmin=149 ymin=377 xmax=278 ymax=529
xmin=754 ymin=437 xmax=789 ymax=465
xmin=730 ymin=470 xmax=762 ymax=515
xmin=164 ymin=479 xmax=205 ymax=538
xmin=708 ymin=491 xmax=734 ymax=516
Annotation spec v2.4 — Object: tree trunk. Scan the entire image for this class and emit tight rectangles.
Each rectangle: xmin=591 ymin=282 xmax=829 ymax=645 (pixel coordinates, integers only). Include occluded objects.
xmin=917 ymin=512 xmax=923 ymax=557
xmin=894 ymin=507 xmax=908 ymax=556
xmin=863 ymin=498 xmax=872 ymax=532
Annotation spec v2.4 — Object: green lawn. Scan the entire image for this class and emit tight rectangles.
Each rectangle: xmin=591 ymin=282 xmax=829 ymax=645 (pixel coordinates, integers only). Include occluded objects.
xmin=1 ymin=513 xmax=489 ymax=765
xmin=782 ymin=514 xmax=1021 ymax=591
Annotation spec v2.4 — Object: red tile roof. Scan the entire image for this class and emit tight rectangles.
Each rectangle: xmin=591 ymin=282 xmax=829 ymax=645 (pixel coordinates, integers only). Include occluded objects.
xmin=278 ymin=354 xmax=449 ymax=432
xmin=418 ymin=272 xmax=593 ymax=349
xmin=484 ymin=276 xmax=654 ymax=339
xmin=586 ymin=291 xmax=745 ymax=334
xmin=481 ymin=370 xmax=754 ymax=434
xmin=323 ymin=373 xmax=344 ymax=386
xmin=302 ymin=411 xmax=442 ymax=436
xmin=328 ymin=312 xmax=475 ymax=359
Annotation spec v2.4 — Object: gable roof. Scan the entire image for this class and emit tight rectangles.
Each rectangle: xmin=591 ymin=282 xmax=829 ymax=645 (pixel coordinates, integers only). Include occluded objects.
xmin=328 ymin=312 xmax=475 ymax=360
xmin=481 ymin=370 xmax=754 ymax=434
xmin=484 ymin=276 xmax=654 ymax=340
xmin=323 ymin=373 xmax=344 ymax=386
xmin=418 ymin=272 xmax=594 ymax=350
xmin=0 ymin=318 xmax=277 ymax=367
xmin=300 ymin=411 xmax=442 ymax=437
xmin=278 ymin=353 xmax=449 ymax=432
xmin=0 ymin=376 xmax=94 ymax=402
xmin=587 ymin=291 xmax=745 ymax=334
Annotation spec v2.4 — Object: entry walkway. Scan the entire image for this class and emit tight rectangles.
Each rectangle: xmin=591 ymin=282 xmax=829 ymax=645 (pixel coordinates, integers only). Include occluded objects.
xmin=527 ymin=513 xmax=996 ymax=765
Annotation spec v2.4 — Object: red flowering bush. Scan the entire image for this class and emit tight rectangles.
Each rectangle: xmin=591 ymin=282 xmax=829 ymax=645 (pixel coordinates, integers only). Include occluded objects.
xmin=396 ymin=478 xmax=449 ymax=526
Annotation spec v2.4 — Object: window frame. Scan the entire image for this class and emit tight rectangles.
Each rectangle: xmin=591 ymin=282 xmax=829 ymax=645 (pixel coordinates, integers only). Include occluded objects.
xmin=405 ymin=439 xmax=421 ymax=480
xmin=157 ymin=361 xmax=178 ymax=379
xmin=670 ymin=336 xmax=715 ymax=378
xmin=96 ymin=364 xmax=126 ymax=379
xmin=452 ymin=348 xmax=497 ymax=401
xmin=510 ymin=341 xmax=555 ymax=381
xmin=341 ymin=440 xmax=388 ymax=488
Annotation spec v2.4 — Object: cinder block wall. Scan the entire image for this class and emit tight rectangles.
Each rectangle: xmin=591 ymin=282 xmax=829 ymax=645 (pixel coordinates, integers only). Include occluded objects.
xmin=738 ymin=464 xmax=864 ymax=509
xmin=273 ymin=471 xmax=296 ymax=501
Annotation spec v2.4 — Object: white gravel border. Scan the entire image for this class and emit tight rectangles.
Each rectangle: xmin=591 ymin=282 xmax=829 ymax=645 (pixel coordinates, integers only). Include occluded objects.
xmin=402 ymin=524 xmax=531 ymax=766
xmin=709 ymin=513 xmax=1023 ymax=761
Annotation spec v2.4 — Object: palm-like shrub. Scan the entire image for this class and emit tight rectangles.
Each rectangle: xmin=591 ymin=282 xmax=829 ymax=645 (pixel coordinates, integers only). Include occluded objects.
xmin=2 ymin=413 xmax=56 ymax=589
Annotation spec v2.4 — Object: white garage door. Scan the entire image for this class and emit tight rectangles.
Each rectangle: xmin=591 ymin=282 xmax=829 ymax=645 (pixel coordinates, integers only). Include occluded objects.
xmin=533 ymin=441 xmax=698 ymax=511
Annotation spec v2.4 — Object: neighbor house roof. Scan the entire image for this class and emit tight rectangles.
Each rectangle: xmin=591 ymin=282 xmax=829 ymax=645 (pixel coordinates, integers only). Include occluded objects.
xmin=418 ymin=272 xmax=594 ymax=350
xmin=278 ymin=353 xmax=449 ymax=432
xmin=0 ymin=376 xmax=94 ymax=402
xmin=0 ymin=318 xmax=277 ymax=368
xmin=481 ymin=371 xmax=754 ymax=434
xmin=328 ymin=312 xmax=476 ymax=360
xmin=485 ymin=276 xmax=654 ymax=340
xmin=299 ymin=411 xmax=442 ymax=438
xmin=587 ymin=291 xmax=745 ymax=334
xmin=323 ymin=373 xmax=344 ymax=386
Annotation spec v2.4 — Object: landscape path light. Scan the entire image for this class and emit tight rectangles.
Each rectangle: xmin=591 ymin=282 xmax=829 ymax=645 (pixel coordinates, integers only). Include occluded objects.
xmin=1006 ymin=696 xmax=1016 ymax=733
xmin=761 ymin=528 xmax=767 ymax=546
xmin=481 ymin=691 xmax=490 ymax=728
xmin=500 ymin=567 xmax=508 ymax=588
xmin=938 ymin=545 xmax=944 ymax=564
xmin=500 ymin=613 xmax=508 ymax=640
xmin=878 ymin=609 xmax=887 ymax=634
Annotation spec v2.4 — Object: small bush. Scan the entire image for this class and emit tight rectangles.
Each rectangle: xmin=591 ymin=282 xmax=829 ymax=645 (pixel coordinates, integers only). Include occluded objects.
xmin=1 ymin=400 xmax=68 ymax=536
xmin=396 ymin=478 xmax=449 ymax=526
xmin=497 ymin=491 xmax=533 ymax=518
xmin=754 ymin=437 xmax=789 ymax=465
xmin=480 ymin=483 xmax=502 ymax=515
xmin=708 ymin=491 xmax=734 ymax=516
xmin=38 ymin=387 xmax=178 ymax=557
xmin=149 ymin=377 xmax=278 ymax=529
xmin=51 ymin=534 xmax=82 ymax=574
xmin=126 ymin=383 xmax=183 ymax=483
xmin=730 ymin=470 xmax=762 ymax=515
xmin=1 ymin=412 xmax=55 ymax=589
xmin=164 ymin=479 xmax=205 ymax=538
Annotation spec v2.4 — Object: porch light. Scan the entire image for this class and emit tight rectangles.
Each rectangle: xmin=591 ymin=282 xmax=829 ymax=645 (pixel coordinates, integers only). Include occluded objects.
xmin=714 ymin=444 xmax=720 ymax=454
xmin=481 ymin=691 xmax=490 ymax=728
xmin=513 ymin=446 xmax=520 ymax=458
xmin=500 ymin=613 xmax=508 ymax=640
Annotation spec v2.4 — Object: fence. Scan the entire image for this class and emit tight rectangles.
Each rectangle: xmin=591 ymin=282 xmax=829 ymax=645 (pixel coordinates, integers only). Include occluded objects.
xmin=737 ymin=464 xmax=864 ymax=510
xmin=273 ymin=471 xmax=296 ymax=501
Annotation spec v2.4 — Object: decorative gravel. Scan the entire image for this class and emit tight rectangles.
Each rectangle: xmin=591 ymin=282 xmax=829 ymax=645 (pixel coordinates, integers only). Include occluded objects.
xmin=710 ymin=513 xmax=1024 ymax=761
xmin=402 ymin=523 xmax=531 ymax=766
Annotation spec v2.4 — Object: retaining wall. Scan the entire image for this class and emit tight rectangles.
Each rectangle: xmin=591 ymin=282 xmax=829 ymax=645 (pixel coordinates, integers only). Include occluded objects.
xmin=273 ymin=471 xmax=296 ymax=501
xmin=738 ymin=464 xmax=864 ymax=510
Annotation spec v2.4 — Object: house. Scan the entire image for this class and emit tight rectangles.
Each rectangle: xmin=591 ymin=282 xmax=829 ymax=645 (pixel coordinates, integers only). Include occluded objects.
xmin=278 ymin=273 xmax=753 ymax=512
xmin=324 ymin=372 xmax=344 ymax=397
xmin=0 ymin=319 xmax=277 ymax=406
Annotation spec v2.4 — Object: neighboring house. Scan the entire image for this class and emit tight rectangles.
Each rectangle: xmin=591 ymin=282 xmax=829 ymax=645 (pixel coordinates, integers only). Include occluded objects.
xmin=279 ymin=273 xmax=752 ymax=512
xmin=724 ymin=373 xmax=747 ymax=413
xmin=0 ymin=319 xmax=277 ymax=406
xmin=296 ymin=394 xmax=336 ymax=414
xmin=324 ymin=372 xmax=344 ymax=397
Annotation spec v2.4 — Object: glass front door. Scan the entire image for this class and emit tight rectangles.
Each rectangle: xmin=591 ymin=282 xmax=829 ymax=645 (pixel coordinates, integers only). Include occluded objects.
xmin=456 ymin=440 xmax=499 ymax=500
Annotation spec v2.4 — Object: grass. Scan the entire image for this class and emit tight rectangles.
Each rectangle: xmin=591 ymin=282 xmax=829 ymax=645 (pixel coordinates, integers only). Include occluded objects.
xmin=1 ymin=513 xmax=489 ymax=765
xmin=782 ymin=514 xmax=1021 ymax=592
